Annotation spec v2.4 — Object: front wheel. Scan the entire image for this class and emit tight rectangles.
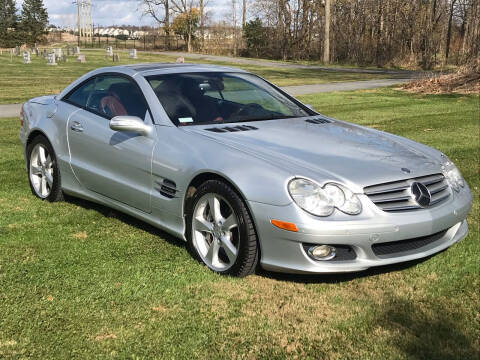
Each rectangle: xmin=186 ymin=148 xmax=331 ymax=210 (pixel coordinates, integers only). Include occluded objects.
xmin=27 ymin=135 xmax=64 ymax=202
xmin=186 ymin=180 xmax=259 ymax=277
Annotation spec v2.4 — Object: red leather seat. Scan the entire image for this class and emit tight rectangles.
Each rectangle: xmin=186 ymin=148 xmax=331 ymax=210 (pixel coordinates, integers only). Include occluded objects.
xmin=100 ymin=95 xmax=128 ymax=117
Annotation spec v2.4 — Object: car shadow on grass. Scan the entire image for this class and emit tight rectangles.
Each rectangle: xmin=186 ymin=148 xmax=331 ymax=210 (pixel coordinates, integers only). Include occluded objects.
xmin=64 ymin=194 xmax=186 ymax=250
xmin=257 ymin=252 xmax=447 ymax=284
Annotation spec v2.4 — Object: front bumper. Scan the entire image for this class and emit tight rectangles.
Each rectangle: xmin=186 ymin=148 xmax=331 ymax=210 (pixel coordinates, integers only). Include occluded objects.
xmin=250 ymin=185 xmax=473 ymax=274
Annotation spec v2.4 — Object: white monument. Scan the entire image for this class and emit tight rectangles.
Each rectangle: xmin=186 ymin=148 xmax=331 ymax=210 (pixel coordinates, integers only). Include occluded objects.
xmin=23 ymin=51 xmax=31 ymax=64
xmin=106 ymin=46 xmax=113 ymax=56
xmin=77 ymin=54 xmax=86 ymax=63
xmin=47 ymin=52 xmax=57 ymax=66
xmin=129 ymin=48 xmax=137 ymax=59
xmin=54 ymin=48 xmax=62 ymax=58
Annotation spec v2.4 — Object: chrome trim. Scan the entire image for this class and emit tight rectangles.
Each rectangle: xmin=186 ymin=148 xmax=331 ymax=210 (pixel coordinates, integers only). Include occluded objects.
xmin=364 ymin=173 xmax=451 ymax=212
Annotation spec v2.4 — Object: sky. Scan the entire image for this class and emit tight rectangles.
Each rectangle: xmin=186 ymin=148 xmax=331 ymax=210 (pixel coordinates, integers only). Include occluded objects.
xmin=15 ymin=0 xmax=233 ymax=27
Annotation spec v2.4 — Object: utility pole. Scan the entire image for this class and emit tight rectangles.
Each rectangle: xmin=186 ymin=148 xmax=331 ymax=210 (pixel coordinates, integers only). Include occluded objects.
xmin=242 ymin=0 xmax=246 ymax=28
xmin=323 ymin=0 xmax=331 ymax=64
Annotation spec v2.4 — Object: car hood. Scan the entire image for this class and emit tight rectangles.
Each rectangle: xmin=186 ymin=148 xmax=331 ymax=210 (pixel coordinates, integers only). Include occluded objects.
xmin=185 ymin=117 xmax=443 ymax=192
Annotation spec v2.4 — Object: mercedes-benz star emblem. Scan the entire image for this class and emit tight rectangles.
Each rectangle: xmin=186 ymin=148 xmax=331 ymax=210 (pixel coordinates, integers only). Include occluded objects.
xmin=411 ymin=182 xmax=431 ymax=207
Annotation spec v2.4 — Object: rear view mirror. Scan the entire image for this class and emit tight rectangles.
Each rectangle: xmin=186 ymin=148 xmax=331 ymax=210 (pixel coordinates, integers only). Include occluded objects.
xmin=110 ymin=116 xmax=152 ymax=136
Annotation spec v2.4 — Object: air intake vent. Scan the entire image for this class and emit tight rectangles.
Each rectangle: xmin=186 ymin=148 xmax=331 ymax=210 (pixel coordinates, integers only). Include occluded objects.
xmin=306 ymin=117 xmax=332 ymax=125
xmin=206 ymin=125 xmax=258 ymax=133
xmin=156 ymin=178 xmax=178 ymax=199
xmin=372 ymin=229 xmax=448 ymax=257
xmin=364 ymin=173 xmax=450 ymax=212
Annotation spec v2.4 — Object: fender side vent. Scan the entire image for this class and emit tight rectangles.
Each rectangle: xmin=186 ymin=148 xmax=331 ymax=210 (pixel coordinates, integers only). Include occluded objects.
xmin=156 ymin=179 xmax=178 ymax=198
xmin=306 ymin=117 xmax=332 ymax=125
xmin=206 ymin=125 xmax=258 ymax=133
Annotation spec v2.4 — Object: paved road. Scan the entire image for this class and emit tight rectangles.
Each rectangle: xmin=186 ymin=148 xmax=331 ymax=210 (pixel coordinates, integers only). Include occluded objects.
xmin=157 ymin=51 xmax=419 ymax=77
xmin=0 ymin=78 xmax=410 ymax=119
xmin=0 ymin=103 xmax=22 ymax=118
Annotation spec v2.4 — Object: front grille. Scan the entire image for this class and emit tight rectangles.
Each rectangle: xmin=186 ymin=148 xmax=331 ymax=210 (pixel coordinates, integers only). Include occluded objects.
xmin=372 ymin=229 xmax=448 ymax=257
xmin=364 ymin=173 xmax=450 ymax=212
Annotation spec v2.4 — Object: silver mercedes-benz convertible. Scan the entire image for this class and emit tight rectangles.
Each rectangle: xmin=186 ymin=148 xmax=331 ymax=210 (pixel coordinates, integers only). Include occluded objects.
xmin=19 ymin=63 xmax=472 ymax=276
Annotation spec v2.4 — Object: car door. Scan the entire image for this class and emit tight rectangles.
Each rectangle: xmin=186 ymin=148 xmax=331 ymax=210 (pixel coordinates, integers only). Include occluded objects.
xmin=64 ymin=74 xmax=156 ymax=213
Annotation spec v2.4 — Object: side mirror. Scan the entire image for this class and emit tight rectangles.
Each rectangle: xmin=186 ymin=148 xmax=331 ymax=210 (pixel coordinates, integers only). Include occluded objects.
xmin=110 ymin=116 xmax=152 ymax=136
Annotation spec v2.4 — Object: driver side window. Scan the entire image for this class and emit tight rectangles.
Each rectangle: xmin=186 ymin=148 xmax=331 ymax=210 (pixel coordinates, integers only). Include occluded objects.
xmin=65 ymin=75 xmax=149 ymax=121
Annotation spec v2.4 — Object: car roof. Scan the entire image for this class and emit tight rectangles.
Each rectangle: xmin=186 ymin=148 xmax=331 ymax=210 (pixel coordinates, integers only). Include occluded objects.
xmin=100 ymin=63 xmax=248 ymax=76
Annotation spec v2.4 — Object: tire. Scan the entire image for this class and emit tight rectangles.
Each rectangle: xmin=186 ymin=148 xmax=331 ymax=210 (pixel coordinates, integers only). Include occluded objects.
xmin=186 ymin=180 xmax=259 ymax=277
xmin=26 ymin=135 xmax=64 ymax=202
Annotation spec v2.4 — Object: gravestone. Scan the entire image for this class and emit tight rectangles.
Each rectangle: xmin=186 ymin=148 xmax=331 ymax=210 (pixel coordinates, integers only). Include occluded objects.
xmin=106 ymin=46 xmax=113 ymax=56
xmin=66 ymin=46 xmax=71 ymax=56
xmin=73 ymin=46 xmax=80 ymax=55
xmin=9 ymin=48 xmax=14 ymax=62
xmin=129 ymin=48 xmax=137 ymax=59
xmin=47 ymin=52 xmax=57 ymax=66
xmin=176 ymin=57 xmax=185 ymax=63
xmin=54 ymin=48 xmax=62 ymax=60
xmin=113 ymin=54 xmax=120 ymax=62
xmin=77 ymin=54 xmax=86 ymax=63
xmin=15 ymin=46 xmax=20 ymax=56
xmin=23 ymin=51 xmax=31 ymax=64
xmin=41 ymin=49 xmax=48 ymax=58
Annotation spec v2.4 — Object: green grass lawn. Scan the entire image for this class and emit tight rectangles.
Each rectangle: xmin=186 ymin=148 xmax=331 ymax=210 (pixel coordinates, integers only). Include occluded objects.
xmin=0 ymin=89 xmax=478 ymax=359
xmin=0 ymin=49 xmax=391 ymax=104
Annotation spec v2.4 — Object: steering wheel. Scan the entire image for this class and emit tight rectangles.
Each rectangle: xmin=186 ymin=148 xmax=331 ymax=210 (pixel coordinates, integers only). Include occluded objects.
xmin=231 ymin=103 xmax=264 ymax=119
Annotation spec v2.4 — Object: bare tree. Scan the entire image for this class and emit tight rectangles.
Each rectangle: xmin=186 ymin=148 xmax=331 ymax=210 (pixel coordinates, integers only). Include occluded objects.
xmin=141 ymin=0 xmax=170 ymax=48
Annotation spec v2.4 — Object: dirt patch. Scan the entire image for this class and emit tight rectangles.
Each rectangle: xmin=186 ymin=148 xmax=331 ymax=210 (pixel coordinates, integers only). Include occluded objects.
xmin=72 ymin=231 xmax=88 ymax=240
xmin=401 ymin=61 xmax=480 ymax=94
xmin=94 ymin=333 xmax=117 ymax=341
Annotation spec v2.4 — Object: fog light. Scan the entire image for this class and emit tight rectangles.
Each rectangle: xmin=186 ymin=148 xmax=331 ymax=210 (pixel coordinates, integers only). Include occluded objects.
xmin=308 ymin=245 xmax=336 ymax=261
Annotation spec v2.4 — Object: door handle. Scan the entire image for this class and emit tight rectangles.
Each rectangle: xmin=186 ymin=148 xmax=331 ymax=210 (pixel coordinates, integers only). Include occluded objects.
xmin=71 ymin=121 xmax=84 ymax=132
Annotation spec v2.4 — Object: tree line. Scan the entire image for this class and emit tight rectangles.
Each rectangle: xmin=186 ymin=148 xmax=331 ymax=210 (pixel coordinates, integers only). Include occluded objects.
xmin=142 ymin=0 xmax=479 ymax=69
xmin=246 ymin=0 xmax=479 ymax=68
xmin=0 ymin=0 xmax=48 ymax=48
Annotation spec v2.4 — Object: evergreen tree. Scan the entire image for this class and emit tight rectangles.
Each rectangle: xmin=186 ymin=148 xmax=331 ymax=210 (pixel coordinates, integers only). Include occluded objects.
xmin=0 ymin=0 xmax=19 ymax=47
xmin=20 ymin=0 xmax=48 ymax=45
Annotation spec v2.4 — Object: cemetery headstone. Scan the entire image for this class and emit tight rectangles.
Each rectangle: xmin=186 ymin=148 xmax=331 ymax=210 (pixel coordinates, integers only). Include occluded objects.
xmin=77 ymin=54 xmax=86 ymax=63
xmin=54 ymin=48 xmax=62 ymax=60
xmin=106 ymin=46 xmax=113 ymax=57
xmin=47 ymin=52 xmax=57 ymax=66
xmin=23 ymin=51 xmax=31 ymax=64
xmin=73 ymin=46 xmax=80 ymax=55
xmin=113 ymin=54 xmax=120 ymax=62
xmin=129 ymin=48 xmax=138 ymax=59
xmin=67 ymin=46 xmax=71 ymax=56
xmin=15 ymin=46 xmax=20 ymax=56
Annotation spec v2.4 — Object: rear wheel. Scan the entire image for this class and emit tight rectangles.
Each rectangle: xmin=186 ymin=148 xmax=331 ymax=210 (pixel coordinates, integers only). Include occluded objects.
xmin=186 ymin=180 xmax=258 ymax=277
xmin=27 ymin=135 xmax=64 ymax=202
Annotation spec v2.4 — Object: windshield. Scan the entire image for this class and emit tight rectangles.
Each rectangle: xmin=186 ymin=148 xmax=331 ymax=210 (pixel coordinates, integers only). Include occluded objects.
xmin=146 ymin=72 xmax=311 ymax=126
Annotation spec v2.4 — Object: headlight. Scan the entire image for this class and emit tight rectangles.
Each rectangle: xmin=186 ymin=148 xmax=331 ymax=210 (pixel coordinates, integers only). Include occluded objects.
xmin=441 ymin=155 xmax=464 ymax=192
xmin=288 ymin=178 xmax=362 ymax=216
